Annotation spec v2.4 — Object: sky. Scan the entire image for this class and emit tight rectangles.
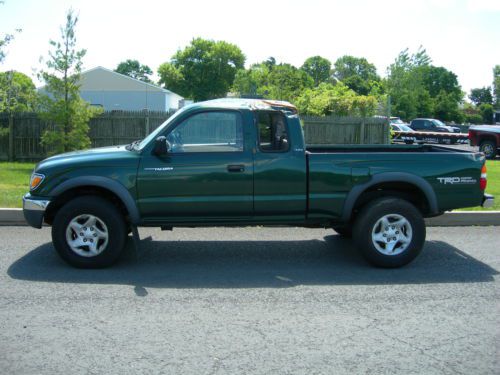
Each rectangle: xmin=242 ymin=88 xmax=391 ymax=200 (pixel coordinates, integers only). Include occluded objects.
xmin=0 ymin=0 xmax=499 ymax=95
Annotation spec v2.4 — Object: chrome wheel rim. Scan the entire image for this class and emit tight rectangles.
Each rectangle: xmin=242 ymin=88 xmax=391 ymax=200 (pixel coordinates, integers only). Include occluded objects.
xmin=482 ymin=144 xmax=494 ymax=157
xmin=371 ymin=214 xmax=412 ymax=256
xmin=65 ymin=214 xmax=109 ymax=257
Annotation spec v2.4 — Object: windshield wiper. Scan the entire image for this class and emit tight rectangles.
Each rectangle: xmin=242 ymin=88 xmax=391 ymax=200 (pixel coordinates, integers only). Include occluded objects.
xmin=126 ymin=139 xmax=142 ymax=151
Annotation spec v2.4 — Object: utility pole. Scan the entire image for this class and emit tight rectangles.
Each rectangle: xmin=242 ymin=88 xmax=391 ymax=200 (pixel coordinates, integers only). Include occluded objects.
xmin=7 ymin=71 xmax=14 ymax=161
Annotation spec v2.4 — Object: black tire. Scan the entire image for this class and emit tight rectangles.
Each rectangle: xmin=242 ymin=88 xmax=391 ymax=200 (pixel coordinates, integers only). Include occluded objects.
xmin=332 ymin=226 xmax=352 ymax=238
xmin=479 ymin=140 xmax=497 ymax=159
xmin=52 ymin=196 xmax=127 ymax=268
xmin=352 ymin=197 xmax=426 ymax=268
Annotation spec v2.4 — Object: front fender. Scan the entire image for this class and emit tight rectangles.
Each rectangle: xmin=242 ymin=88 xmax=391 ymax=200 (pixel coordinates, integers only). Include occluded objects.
xmin=50 ymin=176 xmax=141 ymax=224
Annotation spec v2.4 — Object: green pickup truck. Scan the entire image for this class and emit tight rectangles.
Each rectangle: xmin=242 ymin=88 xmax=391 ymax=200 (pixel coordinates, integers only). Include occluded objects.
xmin=23 ymin=99 xmax=493 ymax=268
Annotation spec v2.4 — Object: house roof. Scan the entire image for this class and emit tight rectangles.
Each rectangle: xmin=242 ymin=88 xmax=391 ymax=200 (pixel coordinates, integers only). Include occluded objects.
xmin=38 ymin=66 xmax=183 ymax=99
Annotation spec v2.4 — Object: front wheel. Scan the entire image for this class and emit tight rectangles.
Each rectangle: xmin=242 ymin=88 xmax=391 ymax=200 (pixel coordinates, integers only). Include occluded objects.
xmin=52 ymin=196 xmax=127 ymax=268
xmin=479 ymin=140 xmax=497 ymax=159
xmin=353 ymin=198 xmax=426 ymax=268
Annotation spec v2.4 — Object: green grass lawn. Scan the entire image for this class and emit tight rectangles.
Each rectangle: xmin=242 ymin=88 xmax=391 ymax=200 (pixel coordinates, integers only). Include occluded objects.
xmin=457 ymin=159 xmax=500 ymax=211
xmin=0 ymin=160 xmax=499 ymax=210
xmin=0 ymin=162 xmax=34 ymax=208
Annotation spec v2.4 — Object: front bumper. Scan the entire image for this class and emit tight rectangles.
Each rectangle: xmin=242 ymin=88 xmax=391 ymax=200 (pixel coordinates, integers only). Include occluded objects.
xmin=482 ymin=193 xmax=494 ymax=208
xmin=23 ymin=194 xmax=51 ymax=228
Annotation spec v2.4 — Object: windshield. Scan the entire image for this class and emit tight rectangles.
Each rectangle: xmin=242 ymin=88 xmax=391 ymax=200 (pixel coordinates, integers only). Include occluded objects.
xmin=400 ymin=125 xmax=413 ymax=131
xmin=432 ymin=119 xmax=446 ymax=127
xmin=390 ymin=118 xmax=404 ymax=124
xmin=136 ymin=108 xmax=186 ymax=150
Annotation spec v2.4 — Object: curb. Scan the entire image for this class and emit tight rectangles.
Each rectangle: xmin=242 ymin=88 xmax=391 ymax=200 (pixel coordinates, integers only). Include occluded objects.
xmin=1 ymin=208 xmax=500 ymax=227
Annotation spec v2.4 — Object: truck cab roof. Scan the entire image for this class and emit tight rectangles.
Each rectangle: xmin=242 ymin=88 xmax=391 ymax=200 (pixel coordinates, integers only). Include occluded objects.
xmin=185 ymin=98 xmax=298 ymax=114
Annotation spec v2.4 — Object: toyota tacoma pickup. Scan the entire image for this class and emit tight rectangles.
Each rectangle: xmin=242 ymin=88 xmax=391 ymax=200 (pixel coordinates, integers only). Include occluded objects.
xmin=23 ymin=99 xmax=494 ymax=268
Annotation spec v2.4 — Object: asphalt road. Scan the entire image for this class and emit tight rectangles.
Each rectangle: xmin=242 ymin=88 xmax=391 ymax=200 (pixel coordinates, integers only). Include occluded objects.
xmin=0 ymin=226 xmax=499 ymax=375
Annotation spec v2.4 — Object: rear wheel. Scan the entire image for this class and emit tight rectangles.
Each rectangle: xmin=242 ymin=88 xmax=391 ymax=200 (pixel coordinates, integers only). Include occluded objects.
xmin=52 ymin=196 xmax=127 ymax=268
xmin=479 ymin=140 xmax=497 ymax=159
xmin=353 ymin=198 xmax=426 ymax=268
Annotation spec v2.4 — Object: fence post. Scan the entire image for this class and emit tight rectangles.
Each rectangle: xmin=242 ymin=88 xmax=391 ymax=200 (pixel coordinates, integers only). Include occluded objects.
xmin=8 ymin=114 xmax=14 ymax=161
xmin=144 ymin=109 xmax=150 ymax=136
xmin=386 ymin=96 xmax=392 ymax=144
xmin=360 ymin=119 xmax=365 ymax=144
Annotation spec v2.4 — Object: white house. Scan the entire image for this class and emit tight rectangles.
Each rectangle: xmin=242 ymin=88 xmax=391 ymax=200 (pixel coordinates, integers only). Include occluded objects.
xmin=54 ymin=66 xmax=183 ymax=111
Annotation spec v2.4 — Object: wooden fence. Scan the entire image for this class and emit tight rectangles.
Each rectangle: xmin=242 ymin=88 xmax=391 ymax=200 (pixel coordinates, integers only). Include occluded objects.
xmin=0 ymin=111 xmax=389 ymax=161
xmin=302 ymin=115 xmax=389 ymax=145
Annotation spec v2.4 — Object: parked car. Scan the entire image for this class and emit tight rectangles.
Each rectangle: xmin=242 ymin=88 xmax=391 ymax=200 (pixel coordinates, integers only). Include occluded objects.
xmin=469 ymin=125 xmax=500 ymax=159
xmin=23 ymin=98 xmax=493 ymax=269
xmin=410 ymin=118 xmax=460 ymax=133
xmin=390 ymin=117 xmax=410 ymax=126
xmin=391 ymin=124 xmax=415 ymax=133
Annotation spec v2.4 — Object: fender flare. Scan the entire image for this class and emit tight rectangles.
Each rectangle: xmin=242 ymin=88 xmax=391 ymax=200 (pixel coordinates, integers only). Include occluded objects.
xmin=341 ymin=172 xmax=438 ymax=222
xmin=50 ymin=176 xmax=141 ymax=224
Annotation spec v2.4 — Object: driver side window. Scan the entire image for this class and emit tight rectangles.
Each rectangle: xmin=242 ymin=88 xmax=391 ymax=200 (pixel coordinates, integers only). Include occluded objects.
xmin=167 ymin=111 xmax=244 ymax=153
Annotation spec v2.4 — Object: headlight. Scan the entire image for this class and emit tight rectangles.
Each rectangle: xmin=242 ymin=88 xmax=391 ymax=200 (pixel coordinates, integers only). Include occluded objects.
xmin=30 ymin=173 xmax=45 ymax=190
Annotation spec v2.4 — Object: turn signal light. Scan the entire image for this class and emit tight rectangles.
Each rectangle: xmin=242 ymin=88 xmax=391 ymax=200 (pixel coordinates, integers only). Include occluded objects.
xmin=480 ymin=164 xmax=487 ymax=190
xmin=30 ymin=173 xmax=45 ymax=190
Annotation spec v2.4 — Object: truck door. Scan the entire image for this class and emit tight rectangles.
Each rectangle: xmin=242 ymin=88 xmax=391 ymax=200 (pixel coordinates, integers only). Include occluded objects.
xmin=253 ymin=111 xmax=307 ymax=218
xmin=137 ymin=110 xmax=254 ymax=220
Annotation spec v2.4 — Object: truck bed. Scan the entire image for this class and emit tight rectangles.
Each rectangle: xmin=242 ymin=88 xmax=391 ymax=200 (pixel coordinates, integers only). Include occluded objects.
xmin=306 ymin=144 xmax=471 ymax=154
xmin=305 ymin=144 xmax=485 ymax=221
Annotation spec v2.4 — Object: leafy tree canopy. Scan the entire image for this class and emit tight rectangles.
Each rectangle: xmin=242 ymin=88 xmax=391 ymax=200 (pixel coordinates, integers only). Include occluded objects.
xmin=333 ymin=55 xmax=380 ymax=95
xmin=386 ymin=47 xmax=463 ymax=122
xmin=0 ymin=70 xmax=38 ymax=112
xmin=115 ymin=59 xmax=153 ymax=83
xmin=469 ymin=87 xmax=493 ymax=106
xmin=232 ymin=61 xmax=313 ymax=102
xmin=295 ymin=82 xmax=378 ymax=117
xmin=158 ymin=38 xmax=245 ymax=101
xmin=301 ymin=56 xmax=332 ymax=86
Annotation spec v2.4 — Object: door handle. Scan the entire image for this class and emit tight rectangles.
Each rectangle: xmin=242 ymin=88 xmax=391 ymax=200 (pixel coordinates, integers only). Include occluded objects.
xmin=227 ymin=164 xmax=245 ymax=173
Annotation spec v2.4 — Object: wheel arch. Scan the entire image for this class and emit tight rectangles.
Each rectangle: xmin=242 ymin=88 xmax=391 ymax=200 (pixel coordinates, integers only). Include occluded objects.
xmin=478 ymin=135 xmax=498 ymax=147
xmin=45 ymin=176 xmax=140 ymax=225
xmin=341 ymin=172 xmax=439 ymax=222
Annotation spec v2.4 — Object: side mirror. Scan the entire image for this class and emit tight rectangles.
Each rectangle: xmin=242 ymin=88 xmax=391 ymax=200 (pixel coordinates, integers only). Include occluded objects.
xmin=153 ymin=136 xmax=170 ymax=155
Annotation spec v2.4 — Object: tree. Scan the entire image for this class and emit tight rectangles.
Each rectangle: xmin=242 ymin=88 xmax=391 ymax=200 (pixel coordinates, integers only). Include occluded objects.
xmin=232 ymin=61 xmax=313 ymax=102
xmin=493 ymin=65 xmax=500 ymax=109
xmin=0 ymin=71 xmax=38 ymax=113
xmin=301 ymin=56 xmax=332 ymax=86
xmin=114 ymin=59 xmax=153 ymax=83
xmin=469 ymin=87 xmax=493 ymax=106
xmin=158 ymin=38 xmax=245 ymax=101
xmin=333 ymin=55 xmax=380 ymax=95
xmin=38 ymin=9 xmax=102 ymax=154
xmin=479 ymin=103 xmax=494 ymax=124
xmin=386 ymin=47 xmax=463 ymax=122
xmin=295 ymin=82 xmax=377 ymax=117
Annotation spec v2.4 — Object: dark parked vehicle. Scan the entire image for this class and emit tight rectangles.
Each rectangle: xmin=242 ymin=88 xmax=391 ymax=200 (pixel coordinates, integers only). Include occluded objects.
xmin=469 ymin=125 xmax=500 ymax=159
xmin=410 ymin=118 xmax=460 ymax=133
xmin=23 ymin=99 xmax=493 ymax=269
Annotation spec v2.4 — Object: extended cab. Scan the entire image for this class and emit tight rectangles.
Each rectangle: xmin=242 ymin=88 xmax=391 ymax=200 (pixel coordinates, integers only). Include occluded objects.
xmin=468 ymin=125 xmax=500 ymax=159
xmin=23 ymin=99 xmax=494 ymax=268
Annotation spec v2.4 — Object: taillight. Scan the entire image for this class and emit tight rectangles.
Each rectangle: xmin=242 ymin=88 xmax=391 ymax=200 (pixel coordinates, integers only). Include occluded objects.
xmin=480 ymin=164 xmax=487 ymax=190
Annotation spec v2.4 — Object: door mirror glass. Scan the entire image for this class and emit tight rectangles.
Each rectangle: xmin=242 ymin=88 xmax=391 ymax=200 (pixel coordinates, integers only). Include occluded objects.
xmin=153 ymin=136 xmax=170 ymax=155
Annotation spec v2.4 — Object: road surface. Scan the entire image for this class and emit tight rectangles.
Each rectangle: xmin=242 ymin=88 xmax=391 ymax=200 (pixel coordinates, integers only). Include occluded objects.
xmin=0 ymin=226 xmax=498 ymax=374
